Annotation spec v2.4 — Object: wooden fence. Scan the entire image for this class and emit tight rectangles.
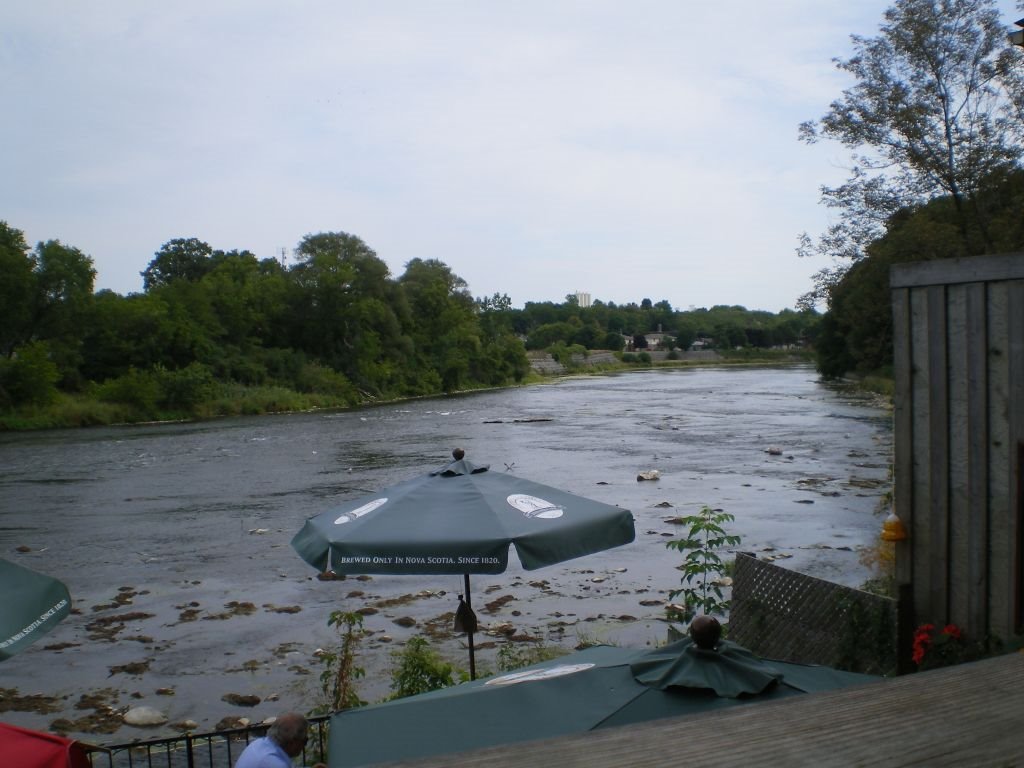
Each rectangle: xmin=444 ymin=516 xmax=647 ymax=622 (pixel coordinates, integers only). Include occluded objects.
xmin=890 ymin=252 xmax=1024 ymax=650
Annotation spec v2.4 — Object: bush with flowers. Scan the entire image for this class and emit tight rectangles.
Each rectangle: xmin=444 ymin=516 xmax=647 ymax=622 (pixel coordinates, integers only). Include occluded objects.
xmin=912 ymin=623 xmax=976 ymax=670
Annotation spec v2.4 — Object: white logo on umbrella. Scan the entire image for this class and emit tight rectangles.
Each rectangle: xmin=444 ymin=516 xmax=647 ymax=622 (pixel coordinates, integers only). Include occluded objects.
xmin=485 ymin=663 xmax=595 ymax=686
xmin=506 ymin=494 xmax=564 ymax=519
xmin=334 ymin=498 xmax=388 ymax=525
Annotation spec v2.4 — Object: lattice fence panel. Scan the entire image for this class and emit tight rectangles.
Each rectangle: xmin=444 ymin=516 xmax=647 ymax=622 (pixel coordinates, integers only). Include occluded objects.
xmin=729 ymin=553 xmax=896 ymax=675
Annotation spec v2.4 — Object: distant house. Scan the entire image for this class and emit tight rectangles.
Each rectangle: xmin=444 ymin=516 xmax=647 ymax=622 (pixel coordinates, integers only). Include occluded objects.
xmin=643 ymin=332 xmax=672 ymax=350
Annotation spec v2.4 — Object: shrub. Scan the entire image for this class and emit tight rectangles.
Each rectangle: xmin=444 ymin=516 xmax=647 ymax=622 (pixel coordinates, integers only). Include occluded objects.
xmin=388 ymin=636 xmax=456 ymax=700
xmin=95 ymin=367 xmax=162 ymax=415
xmin=665 ymin=505 xmax=741 ymax=623
xmin=0 ymin=342 xmax=60 ymax=408
xmin=295 ymin=363 xmax=359 ymax=402
xmin=156 ymin=362 xmax=220 ymax=411
xmin=316 ymin=611 xmax=367 ymax=713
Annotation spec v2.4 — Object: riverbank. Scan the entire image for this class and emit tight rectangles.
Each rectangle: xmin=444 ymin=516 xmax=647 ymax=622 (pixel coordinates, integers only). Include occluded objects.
xmin=0 ymin=349 xmax=818 ymax=431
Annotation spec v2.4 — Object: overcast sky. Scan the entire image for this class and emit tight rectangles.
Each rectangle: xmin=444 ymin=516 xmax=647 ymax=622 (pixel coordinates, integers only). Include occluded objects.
xmin=3 ymin=2 xmax=1021 ymax=311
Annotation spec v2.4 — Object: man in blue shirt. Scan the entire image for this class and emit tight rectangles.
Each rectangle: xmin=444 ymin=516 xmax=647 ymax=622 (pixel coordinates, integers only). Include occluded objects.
xmin=235 ymin=712 xmax=326 ymax=768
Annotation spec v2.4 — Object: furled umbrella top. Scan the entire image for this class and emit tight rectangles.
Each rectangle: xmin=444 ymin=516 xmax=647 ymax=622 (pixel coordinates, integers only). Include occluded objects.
xmin=291 ymin=454 xmax=636 ymax=576
xmin=630 ymin=637 xmax=785 ymax=698
xmin=0 ymin=558 xmax=72 ymax=662
xmin=325 ymin=638 xmax=879 ymax=767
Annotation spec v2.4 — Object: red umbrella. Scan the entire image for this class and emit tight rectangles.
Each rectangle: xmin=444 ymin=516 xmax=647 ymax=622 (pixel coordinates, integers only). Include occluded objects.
xmin=0 ymin=722 xmax=93 ymax=768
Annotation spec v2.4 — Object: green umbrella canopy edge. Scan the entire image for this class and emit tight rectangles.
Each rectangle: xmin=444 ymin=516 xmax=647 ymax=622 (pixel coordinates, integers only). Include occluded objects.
xmin=0 ymin=559 xmax=72 ymax=662
xmin=291 ymin=458 xmax=636 ymax=576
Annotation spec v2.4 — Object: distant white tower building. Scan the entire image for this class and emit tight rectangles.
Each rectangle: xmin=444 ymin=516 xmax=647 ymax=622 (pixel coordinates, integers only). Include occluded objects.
xmin=574 ymin=291 xmax=592 ymax=308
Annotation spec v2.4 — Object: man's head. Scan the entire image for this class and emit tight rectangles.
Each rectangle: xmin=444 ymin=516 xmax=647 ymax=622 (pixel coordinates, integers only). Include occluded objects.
xmin=268 ymin=712 xmax=309 ymax=758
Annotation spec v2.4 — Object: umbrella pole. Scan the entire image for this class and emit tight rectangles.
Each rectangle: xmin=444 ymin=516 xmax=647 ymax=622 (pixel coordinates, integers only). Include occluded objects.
xmin=464 ymin=573 xmax=476 ymax=680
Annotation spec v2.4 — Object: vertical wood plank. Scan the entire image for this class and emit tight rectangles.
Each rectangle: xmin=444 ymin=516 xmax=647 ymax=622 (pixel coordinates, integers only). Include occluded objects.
xmin=1007 ymin=280 xmax=1024 ymax=636
xmin=987 ymin=281 xmax=1011 ymax=639
xmin=911 ymin=288 xmax=933 ymax=620
xmin=927 ymin=285 xmax=950 ymax=623
xmin=892 ymin=287 xmax=914 ymax=590
xmin=965 ymin=282 xmax=989 ymax=638
xmin=946 ymin=284 xmax=970 ymax=628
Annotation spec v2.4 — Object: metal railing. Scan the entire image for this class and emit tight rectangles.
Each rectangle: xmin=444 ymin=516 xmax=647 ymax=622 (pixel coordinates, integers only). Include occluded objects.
xmin=82 ymin=715 xmax=330 ymax=768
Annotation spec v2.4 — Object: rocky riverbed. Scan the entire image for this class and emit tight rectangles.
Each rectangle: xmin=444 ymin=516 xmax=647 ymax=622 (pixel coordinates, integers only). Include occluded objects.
xmin=0 ymin=366 xmax=892 ymax=741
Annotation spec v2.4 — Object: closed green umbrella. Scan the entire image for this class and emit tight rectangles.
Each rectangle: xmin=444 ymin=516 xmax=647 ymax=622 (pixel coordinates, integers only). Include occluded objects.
xmin=291 ymin=450 xmax=636 ymax=677
xmin=325 ymin=636 xmax=878 ymax=767
xmin=0 ymin=559 xmax=72 ymax=662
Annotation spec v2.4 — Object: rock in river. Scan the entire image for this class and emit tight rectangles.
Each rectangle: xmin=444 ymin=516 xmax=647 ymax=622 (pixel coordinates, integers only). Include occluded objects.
xmin=123 ymin=707 xmax=168 ymax=727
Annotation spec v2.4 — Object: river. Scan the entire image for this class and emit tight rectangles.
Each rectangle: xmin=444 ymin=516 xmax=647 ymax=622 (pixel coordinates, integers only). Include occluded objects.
xmin=0 ymin=365 xmax=892 ymax=740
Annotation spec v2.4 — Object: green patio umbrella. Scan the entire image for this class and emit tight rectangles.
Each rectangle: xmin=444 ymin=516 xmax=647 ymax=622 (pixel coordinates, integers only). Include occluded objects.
xmin=0 ymin=558 xmax=72 ymax=661
xmin=324 ymin=634 xmax=878 ymax=767
xmin=291 ymin=450 xmax=636 ymax=677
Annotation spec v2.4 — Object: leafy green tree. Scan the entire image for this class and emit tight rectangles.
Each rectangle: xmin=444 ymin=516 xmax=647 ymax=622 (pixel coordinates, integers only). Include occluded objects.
xmin=476 ymin=332 xmax=530 ymax=385
xmin=814 ymin=170 xmax=1024 ymax=376
xmin=398 ymin=258 xmax=481 ymax=392
xmin=673 ymin=320 xmax=698 ymax=351
xmin=525 ymin=321 xmax=574 ymax=350
xmin=478 ymin=292 xmax=513 ymax=312
xmin=799 ymin=0 xmax=1024 ymax=305
xmin=142 ymin=238 xmax=214 ymax=290
xmin=148 ymin=280 xmax=220 ymax=368
xmin=0 ymin=222 xmax=34 ymax=358
xmin=571 ymin=321 xmax=604 ymax=349
xmin=80 ymin=291 xmax=178 ymax=381
xmin=0 ymin=341 xmax=60 ymax=408
xmin=28 ymin=240 xmax=97 ymax=386
xmin=202 ymin=249 xmax=262 ymax=348
xmin=290 ymin=232 xmax=405 ymax=393
xmin=602 ymin=330 xmax=626 ymax=351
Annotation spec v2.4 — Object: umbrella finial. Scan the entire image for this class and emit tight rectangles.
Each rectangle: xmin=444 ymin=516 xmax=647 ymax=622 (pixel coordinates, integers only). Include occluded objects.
xmin=452 ymin=447 xmax=465 ymax=460
xmin=690 ymin=615 xmax=722 ymax=650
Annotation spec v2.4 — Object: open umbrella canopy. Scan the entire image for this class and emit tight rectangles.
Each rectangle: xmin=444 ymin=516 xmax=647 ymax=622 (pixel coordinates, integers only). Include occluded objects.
xmin=0 ymin=722 xmax=91 ymax=768
xmin=0 ymin=559 xmax=71 ymax=662
xmin=292 ymin=454 xmax=635 ymax=576
xmin=325 ymin=637 xmax=878 ymax=767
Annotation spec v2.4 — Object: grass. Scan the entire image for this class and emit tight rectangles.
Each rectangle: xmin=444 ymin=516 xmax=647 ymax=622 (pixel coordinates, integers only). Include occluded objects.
xmin=0 ymin=351 xmax=823 ymax=431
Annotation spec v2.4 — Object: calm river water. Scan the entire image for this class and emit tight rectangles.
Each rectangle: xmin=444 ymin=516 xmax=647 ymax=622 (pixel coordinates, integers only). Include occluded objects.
xmin=0 ymin=365 xmax=892 ymax=739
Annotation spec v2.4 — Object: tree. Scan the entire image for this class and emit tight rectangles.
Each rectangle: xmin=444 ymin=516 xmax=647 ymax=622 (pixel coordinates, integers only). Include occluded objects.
xmin=81 ymin=291 xmax=177 ymax=381
xmin=398 ymin=258 xmax=480 ymax=392
xmin=0 ymin=222 xmax=33 ymax=358
xmin=0 ymin=341 xmax=60 ymax=408
xmin=477 ymin=292 xmax=512 ymax=312
xmin=799 ymin=0 xmax=1024 ymax=304
xmin=31 ymin=240 xmax=96 ymax=331
xmin=289 ymin=232 xmax=403 ymax=391
xmin=814 ymin=168 xmax=1024 ymax=377
xmin=142 ymin=238 xmax=214 ymax=290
